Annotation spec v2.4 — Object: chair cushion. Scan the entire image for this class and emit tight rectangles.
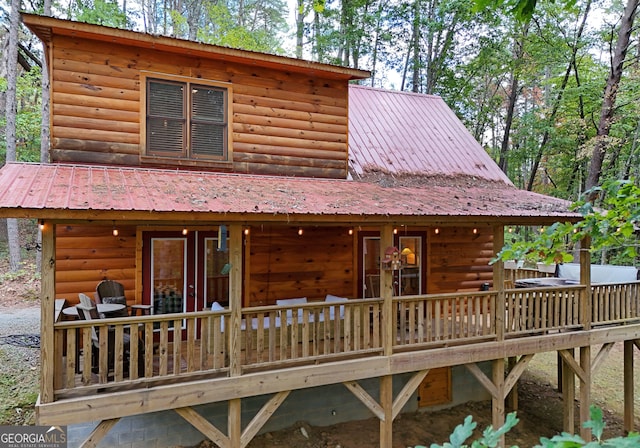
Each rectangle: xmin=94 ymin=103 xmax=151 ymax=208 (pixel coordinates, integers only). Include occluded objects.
xmin=102 ymin=296 xmax=126 ymax=306
xmin=211 ymin=302 xmax=225 ymax=331
xmin=276 ymin=297 xmax=307 ymax=320
xmin=325 ymin=295 xmax=348 ymax=319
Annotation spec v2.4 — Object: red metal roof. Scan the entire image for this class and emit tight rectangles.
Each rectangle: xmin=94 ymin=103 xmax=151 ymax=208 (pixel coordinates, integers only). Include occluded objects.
xmin=0 ymin=163 xmax=579 ymax=223
xmin=348 ymin=85 xmax=512 ymax=184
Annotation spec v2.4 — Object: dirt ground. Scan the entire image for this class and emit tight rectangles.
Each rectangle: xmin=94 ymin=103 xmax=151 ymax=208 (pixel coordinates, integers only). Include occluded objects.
xmin=0 ymin=257 xmax=637 ymax=448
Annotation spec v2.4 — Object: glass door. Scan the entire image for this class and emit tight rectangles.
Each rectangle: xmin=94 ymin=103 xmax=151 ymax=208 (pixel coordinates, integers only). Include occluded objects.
xmin=143 ymin=230 xmax=232 ymax=315
xmin=143 ymin=232 xmax=196 ymax=319
xmin=362 ymin=236 xmax=381 ymax=298
xmin=197 ymin=231 xmax=230 ymax=308
xmin=359 ymin=233 xmax=425 ymax=298
xmin=398 ymin=236 xmax=422 ymax=296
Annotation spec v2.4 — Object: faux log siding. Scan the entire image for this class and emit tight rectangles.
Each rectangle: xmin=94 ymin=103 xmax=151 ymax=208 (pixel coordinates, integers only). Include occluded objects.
xmin=49 ymin=35 xmax=349 ymax=178
xmin=55 ymin=225 xmax=136 ymax=306
xmin=248 ymin=227 xmax=354 ymax=306
xmin=427 ymin=227 xmax=494 ymax=293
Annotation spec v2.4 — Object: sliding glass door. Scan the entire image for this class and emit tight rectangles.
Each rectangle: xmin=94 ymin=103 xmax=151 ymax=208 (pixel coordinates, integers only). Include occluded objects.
xmin=143 ymin=230 xmax=230 ymax=315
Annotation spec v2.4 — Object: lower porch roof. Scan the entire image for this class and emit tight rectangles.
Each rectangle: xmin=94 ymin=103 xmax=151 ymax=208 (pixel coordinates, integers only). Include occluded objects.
xmin=0 ymin=162 xmax=581 ymax=225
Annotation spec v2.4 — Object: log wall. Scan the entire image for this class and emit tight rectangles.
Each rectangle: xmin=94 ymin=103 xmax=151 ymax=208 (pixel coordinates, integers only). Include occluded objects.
xmin=50 ymin=36 xmax=349 ymax=178
xmin=55 ymin=224 xmax=137 ymax=306
xmin=52 ymin=224 xmax=493 ymax=308
xmin=427 ymin=226 xmax=494 ymax=293
xmin=248 ymin=226 xmax=354 ymax=306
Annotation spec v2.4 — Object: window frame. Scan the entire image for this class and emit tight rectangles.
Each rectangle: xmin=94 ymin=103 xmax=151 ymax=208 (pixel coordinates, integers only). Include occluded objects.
xmin=141 ymin=72 xmax=233 ymax=168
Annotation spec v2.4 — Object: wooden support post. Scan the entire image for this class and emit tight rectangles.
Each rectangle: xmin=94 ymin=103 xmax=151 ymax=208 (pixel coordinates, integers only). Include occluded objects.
xmin=176 ymin=407 xmax=229 ymax=448
xmin=380 ymin=224 xmax=394 ymax=357
xmin=579 ymin=346 xmax=591 ymax=441
xmin=492 ymin=357 xmax=505 ymax=446
xmin=380 ymin=375 xmax=393 ymax=448
xmin=557 ymin=352 xmax=563 ymax=393
xmin=506 ymin=357 xmax=518 ymax=411
xmin=229 ymin=398 xmax=241 ymax=448
xmin=493 ymin=226 xmax=505 ymax=342
xmin=624 ymin=340 xmax=635 ymax=434
xmin=562 ymin=349 xmax=575 ymax=434
xmin=78 ymin=419 xmax=120 ymax=448
xmin=229 ymin=223 xmax=243 ymax=377
xmin=39 ymin=221 xmax=56 ymax=406
xmin=241 ymin=391 xmax=290 ymax=447
xmin=580 ymin=236 xmax=592 ymax=330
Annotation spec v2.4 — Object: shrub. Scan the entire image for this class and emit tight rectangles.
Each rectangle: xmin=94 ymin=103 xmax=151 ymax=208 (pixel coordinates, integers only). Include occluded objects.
xmin=416 ymin=406 xmax=639 ymax=448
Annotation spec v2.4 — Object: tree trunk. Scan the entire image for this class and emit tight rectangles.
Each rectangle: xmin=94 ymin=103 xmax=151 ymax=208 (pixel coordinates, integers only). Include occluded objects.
xmin=37 ymin=0 xmax=52 ymax=271
xmin=295 ymin=0 xmax=304 ymax=58
xmin=5 ymin=0 xmax=22 ymax=272
xmin=498 ymin=25 xmax=528 ymax=174
xmin=411 ymin=0 xmax=421 ymax=92
xmin=526 ymin=0 xmax=592 ymax=191
xmin=586 ymin=0 xmax=639 ymax=192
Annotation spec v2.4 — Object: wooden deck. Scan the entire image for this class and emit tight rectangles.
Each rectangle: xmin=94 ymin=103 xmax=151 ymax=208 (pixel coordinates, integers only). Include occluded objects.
xmin=31 ymin=278 xmax=640 ymax=448
xmin=44 ymin=282 xmax=639 ymax=403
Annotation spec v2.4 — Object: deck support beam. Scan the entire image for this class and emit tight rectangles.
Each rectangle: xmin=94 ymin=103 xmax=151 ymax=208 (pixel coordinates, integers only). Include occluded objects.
xmin=466 ymin=355 xmax=533 ymax=447
xmin=39 ymin=221 xmax=56 ymax=405
xmin=380 ymin=375 xmax=393 ymax=448
xmin=580 ymin=346 xmax=591 ymax=440
xmin=177 ymin=392 xmax=291 ymax=448
xmin=176 ymin=407 xmax=230 ymax=448
xmin=78 ymin=418 xmax=120 ymax=448
xmin=229 ymin=398 xmax=241 ymax=448
xmin=561 ymin=349 xmax=575 ymax=433
xmin=559 ymin=347 xmax=592 ymax=438
xmin=591 ymin=343 xmax=615 ymax=375
xmin=229 ymin=224 xmax=243 ymax=378
xmin=241 ymin=391 xmax=290 ymax=447
xmin=492 ymin=358 xmax=505 ymax=446
xmin=344 ymin=371 xmax=428 ymax=448
xmin=624 ymin=340 xmax=638 ymax=433
xmin=379 ymin=224 xmax=394 ymax=448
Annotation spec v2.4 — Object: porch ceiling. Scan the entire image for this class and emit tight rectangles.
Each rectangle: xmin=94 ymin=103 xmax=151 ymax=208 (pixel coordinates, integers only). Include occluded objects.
xmin=0 ymin=163 xmax=581 ymax=224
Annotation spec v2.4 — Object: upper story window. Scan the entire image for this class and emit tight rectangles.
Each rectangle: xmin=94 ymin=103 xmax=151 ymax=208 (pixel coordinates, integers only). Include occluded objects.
xmin=143 ymin=75 xmax=232 ymax=166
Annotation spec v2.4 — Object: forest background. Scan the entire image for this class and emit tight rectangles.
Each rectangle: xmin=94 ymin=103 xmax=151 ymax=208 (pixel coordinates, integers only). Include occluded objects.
xmin=0 ymin=0 xmax=639 ymax=269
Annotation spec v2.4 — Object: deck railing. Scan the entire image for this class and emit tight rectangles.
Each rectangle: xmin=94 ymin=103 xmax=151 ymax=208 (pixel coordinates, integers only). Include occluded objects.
xmin=393 ymin=291 xmax=496 ymax=348
xmin=592 ymin=281 xmax=640 ymax=325
xmin=240 ymin=299 xmax=383 ymax=369
xmin=51 ymin=281 xmax=640 ymax=397
xmin=504 ymin=285 xmax=585 ymax=335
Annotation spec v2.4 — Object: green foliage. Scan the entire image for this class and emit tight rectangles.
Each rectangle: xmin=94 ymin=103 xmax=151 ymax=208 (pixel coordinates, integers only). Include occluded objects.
xmin=414 ymin=412 xmax=519 ymax=448
xmin=473 ymin=0 xmax=578 ymax=21
xmin=71 ymin=0 xmax=128 ymax=27
xmin=494 ymin=178 xmax=640 ymax=266
xmin=416 ymin=407 xmax=639 ymax=448
xmin=534 ymin=406 xmax=640 ymax=447
xmin=196 ymin=1 xmax=287 ymax=54
xmin=0 ymin=67 xmax=43 ymax=164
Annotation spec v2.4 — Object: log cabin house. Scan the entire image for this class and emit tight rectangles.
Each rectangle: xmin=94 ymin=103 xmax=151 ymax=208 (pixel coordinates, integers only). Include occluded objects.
xmin=0 ymin=13 xmax=638 ymax=447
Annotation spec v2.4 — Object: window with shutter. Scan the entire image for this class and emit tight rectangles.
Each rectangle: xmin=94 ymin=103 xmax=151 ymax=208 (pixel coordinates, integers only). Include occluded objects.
xmin=191 ymin=85 xmax=226 ymax=158
xmin=144 ymin=76 xmax=231 ymax=166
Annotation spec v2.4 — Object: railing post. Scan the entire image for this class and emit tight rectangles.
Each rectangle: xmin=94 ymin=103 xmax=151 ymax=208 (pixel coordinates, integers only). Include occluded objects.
xmin=40 ymin=221 xmax=56 ymax=405
xmin=229 ymin=223 xmax=243 ymax=376
xmin=493 ymin=226 xmax=505 ymax=341
xmin=380 ymin=224 xmax=394 ymax=356
xmin=580 ymin=236 xmax=591 ymax=330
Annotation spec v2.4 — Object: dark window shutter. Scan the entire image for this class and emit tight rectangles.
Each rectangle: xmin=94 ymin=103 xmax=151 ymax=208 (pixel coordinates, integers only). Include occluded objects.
xmin=147 ymin=80 xmax=185 ymax=156
xmin=191 ymin=85 xmax=226 ymax=158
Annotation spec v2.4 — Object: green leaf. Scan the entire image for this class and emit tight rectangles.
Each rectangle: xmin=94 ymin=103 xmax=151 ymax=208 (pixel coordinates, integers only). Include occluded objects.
xmin=583 ymin=405 xmax=605 ymax=440
xmin=449 ymin=415 xmax=476 ymax=447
